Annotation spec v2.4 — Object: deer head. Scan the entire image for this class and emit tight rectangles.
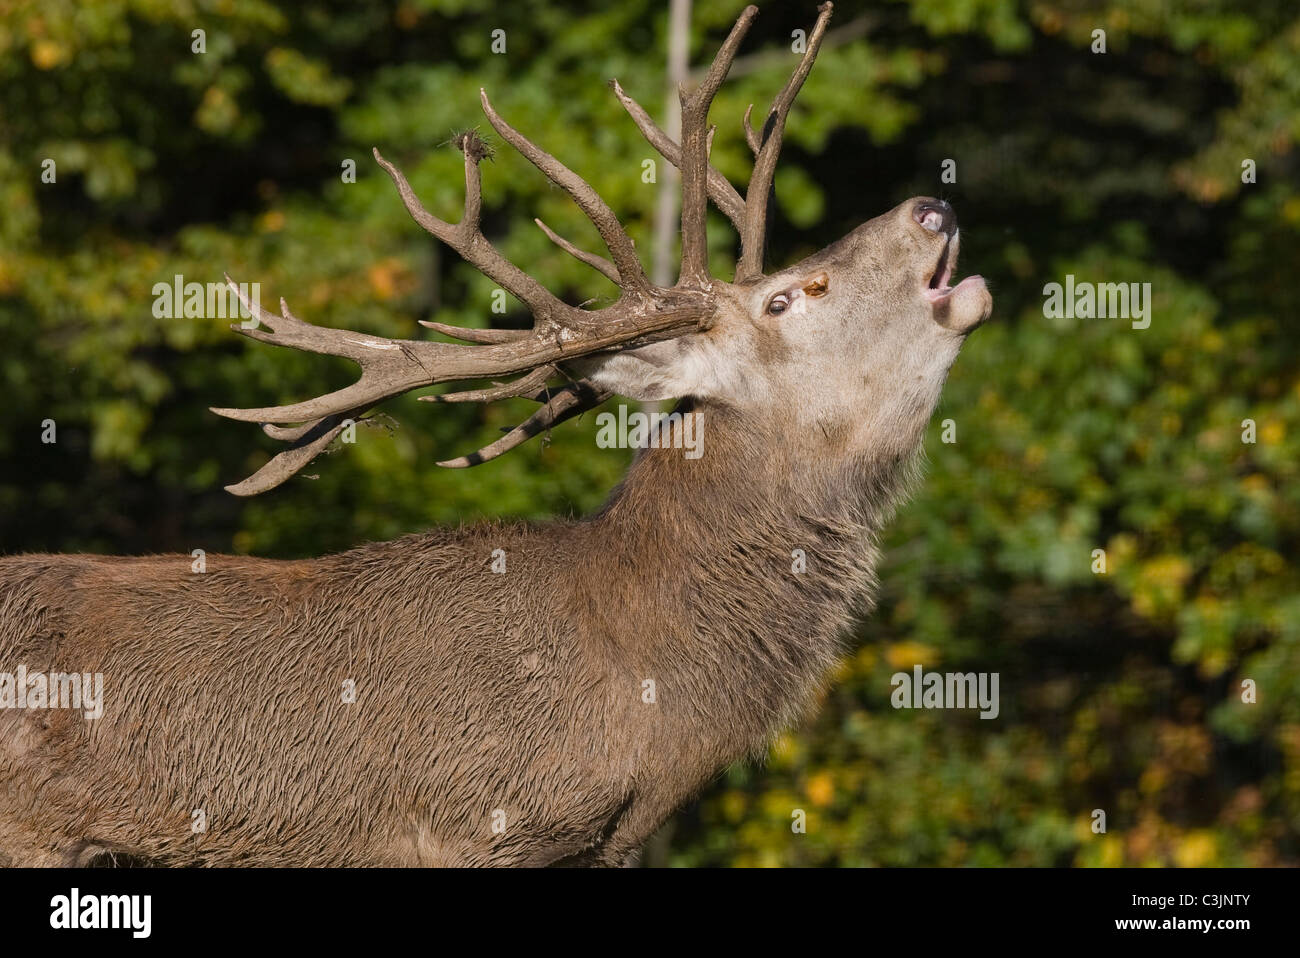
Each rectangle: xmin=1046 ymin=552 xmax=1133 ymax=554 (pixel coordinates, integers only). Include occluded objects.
xmin=212 ymin=2 xmax=990 ymax=494
xmin=580 ymin=197 xmax=991 ymax=465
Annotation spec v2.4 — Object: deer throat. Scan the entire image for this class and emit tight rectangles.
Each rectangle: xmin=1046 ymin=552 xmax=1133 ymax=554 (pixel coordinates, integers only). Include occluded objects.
xmin=575 ymin=402 xmax=926 ymax=760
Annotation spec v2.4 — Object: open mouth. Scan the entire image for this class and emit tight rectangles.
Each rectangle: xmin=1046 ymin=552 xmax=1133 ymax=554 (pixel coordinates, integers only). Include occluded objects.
xmin=926 ymin=236 xmax=955 ymax=294
xmin=924 ymin=233 xmax=984 ymax=304
xmin=910 ymin=199 xmax=992 ymax=332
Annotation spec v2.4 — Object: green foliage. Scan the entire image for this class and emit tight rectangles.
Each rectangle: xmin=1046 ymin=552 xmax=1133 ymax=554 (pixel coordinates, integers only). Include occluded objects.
xmin=1 ymin=0 xmax=1296 ymax=865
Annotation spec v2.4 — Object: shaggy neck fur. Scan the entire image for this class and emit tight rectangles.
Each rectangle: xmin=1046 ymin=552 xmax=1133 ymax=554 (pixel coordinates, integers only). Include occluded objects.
xmin=574 ymin=399 xmax=926 ymax=769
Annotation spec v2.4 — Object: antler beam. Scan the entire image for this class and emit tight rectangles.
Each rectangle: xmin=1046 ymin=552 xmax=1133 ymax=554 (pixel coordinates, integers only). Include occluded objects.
xmin=479 ymin=92 xmax=650 ymax=296
xmin=610 ymin=79 xmax=747 ymax=232
xmin=611 ymin=3 xmax=834 ymax=282
xmin=735 ymin=1 xmax=833 ymax=281
xmin=678 ymin=5 xmax=758 ymax=286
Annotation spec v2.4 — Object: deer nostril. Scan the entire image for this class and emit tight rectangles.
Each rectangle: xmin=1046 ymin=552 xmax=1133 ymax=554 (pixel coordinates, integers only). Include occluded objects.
xmin=913 ymin=200 xmax=955 ymax=237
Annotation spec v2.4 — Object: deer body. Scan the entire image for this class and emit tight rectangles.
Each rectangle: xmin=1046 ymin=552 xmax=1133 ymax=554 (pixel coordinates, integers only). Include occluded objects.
xmin=1 ymin=3 xmax=992 ymax=866
xmin=1 ymin=401 xmax=923 ymax=866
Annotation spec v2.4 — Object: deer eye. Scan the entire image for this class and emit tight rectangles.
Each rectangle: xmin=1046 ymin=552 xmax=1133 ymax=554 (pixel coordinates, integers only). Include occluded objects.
xmin=767 ymin=294 xmax=791 ymax=315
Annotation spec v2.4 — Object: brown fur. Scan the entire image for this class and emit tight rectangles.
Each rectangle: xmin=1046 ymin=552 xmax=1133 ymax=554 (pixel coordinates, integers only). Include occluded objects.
xmin=0 ymin=401 xmax=920 ymax=867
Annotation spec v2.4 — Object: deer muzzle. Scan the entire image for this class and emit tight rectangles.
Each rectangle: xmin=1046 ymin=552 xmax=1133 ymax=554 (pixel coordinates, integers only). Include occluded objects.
xmin=914 ymin=199 xmax=992 ymax=334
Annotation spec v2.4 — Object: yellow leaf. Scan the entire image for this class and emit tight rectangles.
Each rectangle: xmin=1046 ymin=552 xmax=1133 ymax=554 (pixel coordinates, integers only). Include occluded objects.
xmin=257 ymin=210 xmax=286 ymax=233
xmin=886 ymin=641 xmax=938 ymax=670
xmin=806 ymin=771 xmax=834 ymax=807
xmin=1175 ymin=830 xmax=1217 ymax=868
xmin=30 ymin=39 xmax=67 ymax=70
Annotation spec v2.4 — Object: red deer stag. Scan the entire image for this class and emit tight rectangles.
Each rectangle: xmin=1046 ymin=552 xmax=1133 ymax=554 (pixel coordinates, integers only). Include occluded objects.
xmin=0 ymin=2 xmax=991 ymax=866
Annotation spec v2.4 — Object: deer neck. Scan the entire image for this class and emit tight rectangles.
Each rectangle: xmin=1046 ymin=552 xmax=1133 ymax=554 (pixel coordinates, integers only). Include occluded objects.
xmin=578 ymin=399 xmax=926 ymax=750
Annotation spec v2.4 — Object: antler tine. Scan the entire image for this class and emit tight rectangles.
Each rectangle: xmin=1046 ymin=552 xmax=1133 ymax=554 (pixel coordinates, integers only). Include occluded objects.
xmin=373 ymin=134 xmax=574 ymax=326
xmin=436 ymin=381 xmax=613 ymax=469
xmin=222 ymin=282 xmax=365 ymax=360
xmin=422 ymin=364 xmax=558 ymax=404
xmin=224 ymin=409 xmax=364 ymax=496
xmin=742 ymin=104 xmax=761 ymax=156
xmin=678 ymin=4 xmax=759 ymax=286
xmin=534 ymin=218 xmax=621 ymax=284
xmin=735 ymin=1 xmax=833 ymax=282
xmin=418 ymin=320 xmax=529 ymax=344
xmin=609 ymin=79 xmax=746 ymax=232
xmin=479 ymin=90 xmax=650 ymax=296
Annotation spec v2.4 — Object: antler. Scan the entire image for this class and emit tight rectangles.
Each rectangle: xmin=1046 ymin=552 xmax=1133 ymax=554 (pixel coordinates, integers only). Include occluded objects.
xmin=213 ymin=122 xmax=710 ymax=495
xmin=614 ymin=2 xmax=834 ymax=283
xmin=214 ymin=3 xmax=833 ymax=495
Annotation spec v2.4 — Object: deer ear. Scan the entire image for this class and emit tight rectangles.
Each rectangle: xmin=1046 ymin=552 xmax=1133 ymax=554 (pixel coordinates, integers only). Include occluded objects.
xmin=574 ymin=339 xmax=711 ymax=402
